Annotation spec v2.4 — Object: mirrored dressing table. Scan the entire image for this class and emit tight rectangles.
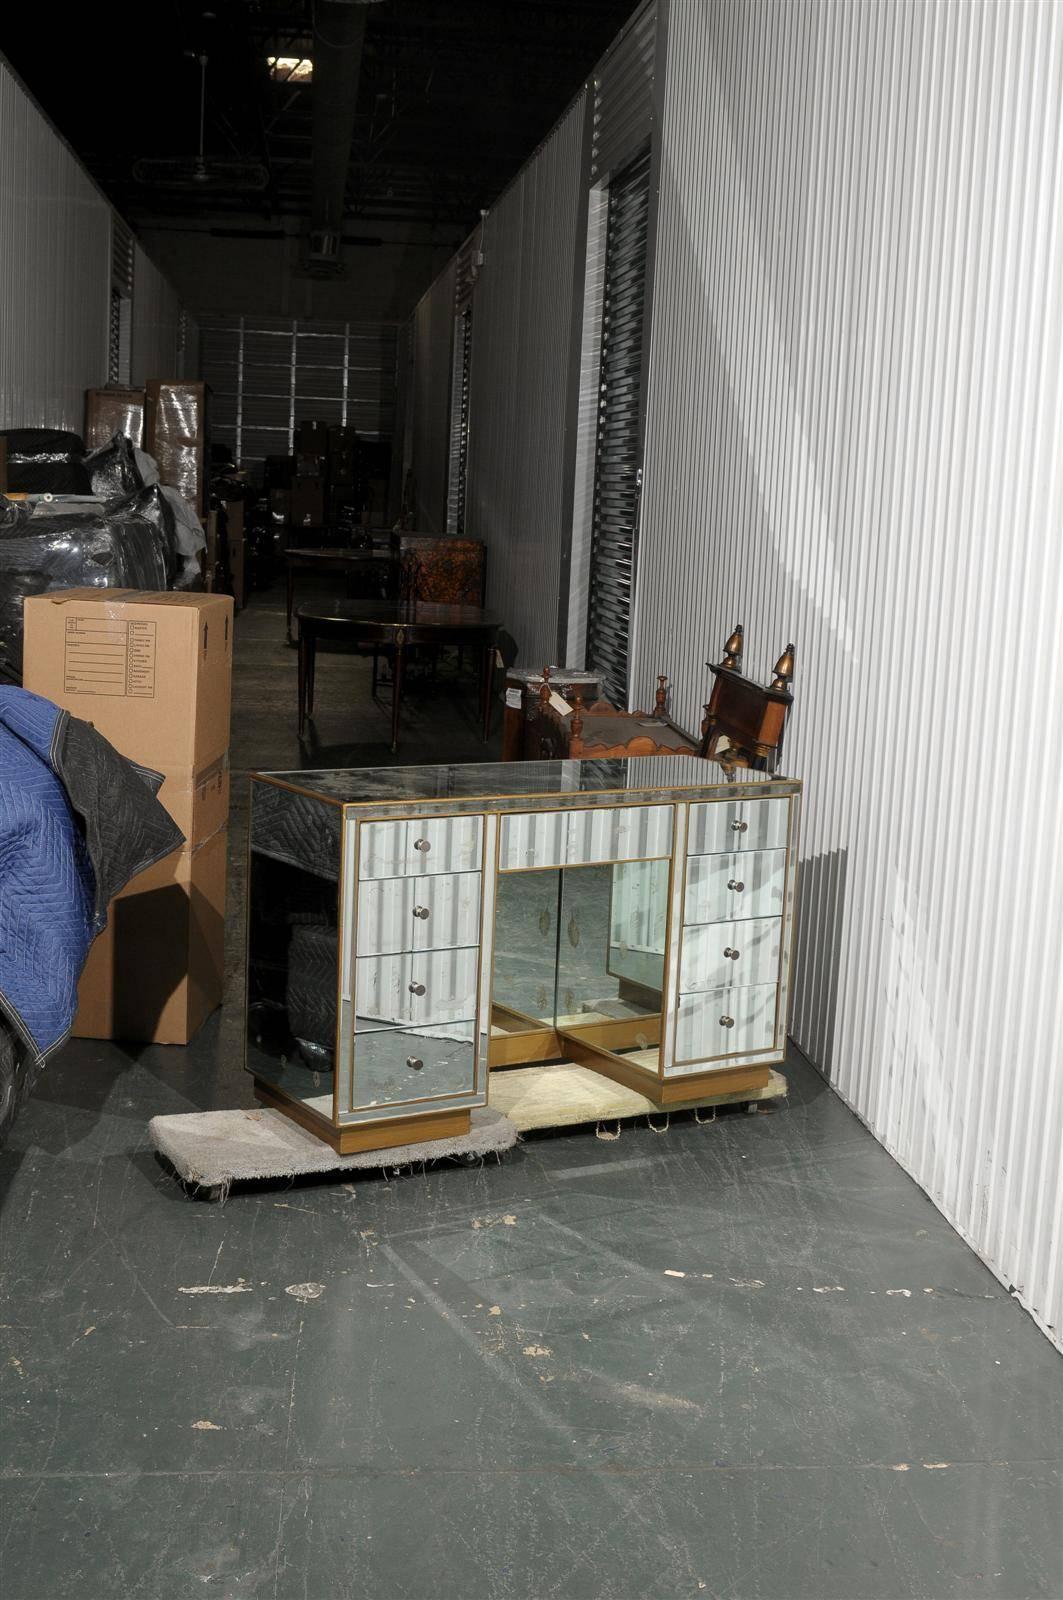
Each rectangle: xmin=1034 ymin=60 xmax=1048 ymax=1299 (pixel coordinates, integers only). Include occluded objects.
xmin=245 ymin=757 xmax=801 ymax=1154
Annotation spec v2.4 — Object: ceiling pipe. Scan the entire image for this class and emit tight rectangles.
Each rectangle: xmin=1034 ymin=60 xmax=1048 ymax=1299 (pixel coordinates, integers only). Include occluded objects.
xmin=308 ymin=0 xmax=382 ymax=272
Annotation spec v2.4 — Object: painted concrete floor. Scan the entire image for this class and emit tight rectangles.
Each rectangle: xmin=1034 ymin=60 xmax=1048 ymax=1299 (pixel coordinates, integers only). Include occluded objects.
xmin=1 ymin=584 xmax=1061 ymax=1600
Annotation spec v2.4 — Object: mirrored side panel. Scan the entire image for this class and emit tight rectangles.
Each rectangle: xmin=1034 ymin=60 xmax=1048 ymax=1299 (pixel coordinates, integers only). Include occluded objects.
xmin=246 ymin=783 xmax=342 ymax=1121
xmin=556 ymin=859 xmax=670 ymax=1075
xmin=491 ymin=869 xmax=562 ymax=1035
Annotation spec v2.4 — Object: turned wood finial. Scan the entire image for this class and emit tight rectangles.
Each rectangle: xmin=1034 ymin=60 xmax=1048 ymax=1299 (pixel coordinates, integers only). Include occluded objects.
xmin=770 ymin=642 xmax=795 ymax=692
xmin=654 ymin=675 xmax=668 ymax=717
xmin=539 ymin=667 xmax=552 ymax=707
xmin=722 ymin=624 xmax=744 ymax=671
xmin=570 ymin=691 xmax=584 ymax=755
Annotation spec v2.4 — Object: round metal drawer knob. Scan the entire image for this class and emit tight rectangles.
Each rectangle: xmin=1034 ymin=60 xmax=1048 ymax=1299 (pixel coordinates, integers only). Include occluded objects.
xmin=724 ymin=947 xmax=741 ymax=960
xmin=413 ymin=838 xmax=431 ymax=853
xmin=412 ymin=906 xmax=430 ymax=920
xmin=731 ymin=819 xmax=749 ymax=833
xmin=719 ymin=1015 xmax=735 ymax=1028
xmin=727 ymin=879 xmax=745 ymax=892
xmin=408 ymin=982 xmax=426 ymax=996
xmin=407 ymin=1056 xmax=424 ymax=1071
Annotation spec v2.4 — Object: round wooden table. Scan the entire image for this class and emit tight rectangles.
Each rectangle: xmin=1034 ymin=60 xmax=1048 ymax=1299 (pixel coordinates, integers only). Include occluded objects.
xmin=285 ymin=546 xmax=398 ymax=639
xmin=296 ymin=599 xmax=501 ymax=751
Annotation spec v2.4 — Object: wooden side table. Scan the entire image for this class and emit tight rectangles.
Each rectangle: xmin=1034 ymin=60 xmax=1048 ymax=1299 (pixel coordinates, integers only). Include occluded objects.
xmin=296 ymin=599 xmax=501 ymax=751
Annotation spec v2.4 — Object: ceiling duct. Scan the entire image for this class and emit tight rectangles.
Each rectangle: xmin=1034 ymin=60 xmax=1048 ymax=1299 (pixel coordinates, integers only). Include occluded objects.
xmin=308 ymin=0 xmax=383 ymax=273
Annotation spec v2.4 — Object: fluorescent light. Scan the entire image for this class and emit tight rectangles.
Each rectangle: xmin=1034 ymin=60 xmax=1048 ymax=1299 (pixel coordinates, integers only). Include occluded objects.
xmin=268 ymin=57 xmax=313 ymax=83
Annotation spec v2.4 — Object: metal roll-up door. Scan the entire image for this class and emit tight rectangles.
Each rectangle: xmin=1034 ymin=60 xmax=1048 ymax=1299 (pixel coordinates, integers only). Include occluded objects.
xmin=446 ymin=307 xmax=473 ymax=534
xmin=586 ymin=145 xmax=652 ymax=705
xmin=199 ymin=316 xmax=399 ymax=477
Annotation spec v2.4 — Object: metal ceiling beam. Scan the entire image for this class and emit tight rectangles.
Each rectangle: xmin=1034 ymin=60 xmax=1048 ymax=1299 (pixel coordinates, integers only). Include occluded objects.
xmin=308 ymin=0 xmax=381 ymax=270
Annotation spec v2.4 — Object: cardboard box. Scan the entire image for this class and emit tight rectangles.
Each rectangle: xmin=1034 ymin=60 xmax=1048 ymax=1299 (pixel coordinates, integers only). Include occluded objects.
xmin=85 ymin=387 xmax=145 ymax=450
xmin=366 ymin=476 xmax=389 ymax=525
xmin=290 ymin=477 xmax=325 ymax=529
xmin=145 ymin=381 xmax=209 ymax=517
xmin=264 ymin=456 xmax=293 ymax=490
xmin=73 ymin=827 xmax=228 ymax=1044
xmin=23 ymin=589 xmax=233 ymax=776
xmin=221 ymin=500 xmax=246 ymax=607
xmin=23 ymin=588 xmax=233 ymax=1044
xmin=296 ymin=421 xmax=329 ymax=455
xmin=153 ymin=758 xmax=230 ymax=850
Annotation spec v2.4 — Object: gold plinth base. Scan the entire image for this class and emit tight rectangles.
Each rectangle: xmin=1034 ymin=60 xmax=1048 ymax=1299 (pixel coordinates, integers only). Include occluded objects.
xmin=252 ymin=1081 xmax=472 ymax=1154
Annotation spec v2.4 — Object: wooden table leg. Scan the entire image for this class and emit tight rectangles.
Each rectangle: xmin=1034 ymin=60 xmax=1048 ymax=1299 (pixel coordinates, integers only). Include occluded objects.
xmin=286 ymin=565 xmax=296 ymax=641
xmin=297 ymin=623 xmax=308 ymax=735
xmin=391 ymin=631 xmax=406 ymax=752
xmin=306 ymin=629 xmax=316 ymax=716
xmin=480 ymin=641 xmax=494 ymax=742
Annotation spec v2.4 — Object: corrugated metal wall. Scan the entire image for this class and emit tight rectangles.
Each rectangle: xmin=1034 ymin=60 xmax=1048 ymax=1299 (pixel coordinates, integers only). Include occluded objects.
xmin=131 ymin=243 xmax=183 ymax=385
xmin=634 ymin=0 xmax=1063 ymax=1345
xmin=0 ymin=59 xmax=190 ymax=431
xmin=0 ymin=58 xmax=110 ymax=430
xmin=464 ymin=94 xmax=587 ymax=666
xmin=408 ymin=259 xmax=458 ymax=533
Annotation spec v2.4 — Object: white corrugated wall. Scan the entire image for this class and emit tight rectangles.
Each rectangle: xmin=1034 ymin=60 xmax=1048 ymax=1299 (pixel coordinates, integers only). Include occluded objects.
xmin=408 ymin=259 xmax=458 ymax=532
xmin=0 ymin=57 xmax=110 ymax=430
xmin=464 ymin=94 xmax=587 ymax=667
xmin=0 ymin=59 xmax=189 ymax=432
xmin=131 ymin=243 xmax=183 ymax=385
xmin=633 ymin=0 xmax=1063 ymax=1345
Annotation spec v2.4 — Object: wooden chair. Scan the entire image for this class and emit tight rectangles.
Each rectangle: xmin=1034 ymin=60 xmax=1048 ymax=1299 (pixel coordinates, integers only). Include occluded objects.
xmin=697 ymin=625 xmax=795 ymax=772
xmin=395 ymin=536 xmax=486 ymax=605
xmin=373 ymin=539 xmax=488 ymax=695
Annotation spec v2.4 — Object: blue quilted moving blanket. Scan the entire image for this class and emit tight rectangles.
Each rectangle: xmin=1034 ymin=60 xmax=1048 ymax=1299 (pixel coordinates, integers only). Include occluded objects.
xmin=0 ymin=687 xmax=184 ymax=1065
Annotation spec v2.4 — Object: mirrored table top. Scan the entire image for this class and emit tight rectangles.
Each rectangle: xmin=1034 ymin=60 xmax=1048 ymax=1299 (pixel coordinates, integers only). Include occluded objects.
xmin=253 ymin=756 xmax=799 ymax=806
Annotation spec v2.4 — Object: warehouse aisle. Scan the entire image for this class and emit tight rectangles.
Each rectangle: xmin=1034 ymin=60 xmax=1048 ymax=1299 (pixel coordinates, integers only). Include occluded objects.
xmin=1 ymin=585 xmax=1060 ymax=1600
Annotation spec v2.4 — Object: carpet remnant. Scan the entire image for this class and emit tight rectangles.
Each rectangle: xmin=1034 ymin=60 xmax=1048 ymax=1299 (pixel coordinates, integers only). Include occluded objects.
xmin=149 ymin=1104 xmax=518 ymax=1192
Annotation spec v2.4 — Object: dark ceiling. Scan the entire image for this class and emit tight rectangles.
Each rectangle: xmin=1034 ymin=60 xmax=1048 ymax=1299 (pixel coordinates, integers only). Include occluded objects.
xmin=3 ymin=0 xmax=636 ymax=231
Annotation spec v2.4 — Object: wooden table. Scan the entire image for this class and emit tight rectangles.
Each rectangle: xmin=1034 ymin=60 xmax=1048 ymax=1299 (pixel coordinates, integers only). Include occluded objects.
xmin=296 ymin=599 xmax=501 ymax=750
xmin=284 ymin=546 xmax=397 ymax=639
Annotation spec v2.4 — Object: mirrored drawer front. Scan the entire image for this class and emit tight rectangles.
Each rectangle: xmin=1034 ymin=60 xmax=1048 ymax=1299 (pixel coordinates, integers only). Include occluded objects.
xmin=565 ymin=805 xmax=673 ymax=865
xmin=680 ymin=917 xmax=782 ymax=993
xmin=499 ymin=804 xmax=673 ymax=870
xmin=353 ymin=1022 xmax=475 ymax=1109
xmin=684 ymin=849 xmax=786 ymax=924
xmin=359 ymin=815 xmax=483 ymax=880
xmin=687 ymin=797 xmax=790 ymax=857
xmin=676 ymin=982 xmax=779 ymax=1063
xmin=498 ymin=810 xmax=568 ymax=870
xmin=356 ymin=872 xmax=482 ymax=957
xmin=354 ymin=947 xmax=479 ymax=1032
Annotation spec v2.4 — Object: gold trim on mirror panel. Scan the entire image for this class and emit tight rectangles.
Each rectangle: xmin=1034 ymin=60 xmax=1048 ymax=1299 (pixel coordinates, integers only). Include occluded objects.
xmin=337 ymin=778 xmax=802 ymax=811
xmin=671 ymin=796 xmax=795 ymax=1072
xmin=489 ymin=1029 xmax=562 ymax=1067
xmin=559 ymin=1015 xmax=662 ymax=1052
xmin=347 ymin=809 xmax=487 ymax=1118
xmin=256 ymin=1080 xmax=472 ymax=1154
xmin=557 ymin=1029 xmax=771 ymax=1103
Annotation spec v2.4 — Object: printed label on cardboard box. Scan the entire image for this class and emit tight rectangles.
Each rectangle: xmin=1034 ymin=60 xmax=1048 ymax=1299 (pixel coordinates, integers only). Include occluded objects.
xmin=64 ymin=617 xmax=157 ymax=698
